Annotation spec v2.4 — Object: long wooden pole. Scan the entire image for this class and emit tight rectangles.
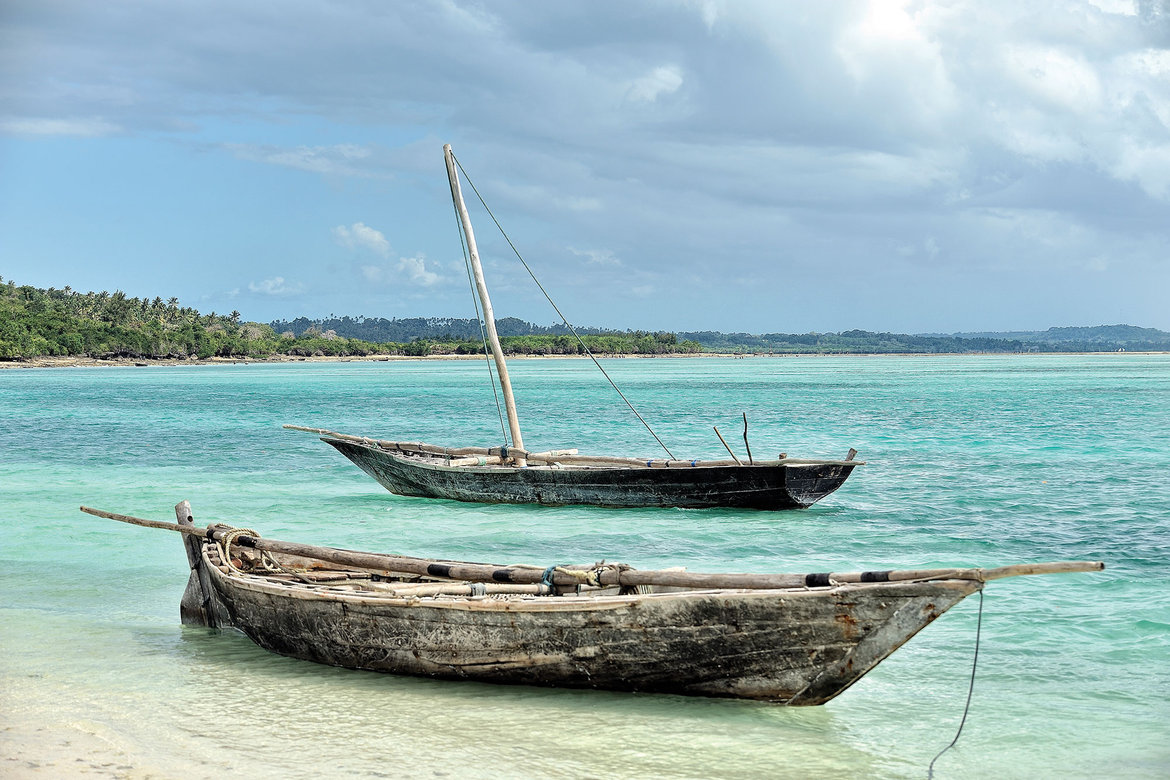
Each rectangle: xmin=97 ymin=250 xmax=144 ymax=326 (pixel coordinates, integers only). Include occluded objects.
xmin=81 ymin=505 xmax=1104 ymax=590
xmin=713 ymin=426 xmax=743 ymax=465
xmin=444 ymin=144 xmax=525 ymax=464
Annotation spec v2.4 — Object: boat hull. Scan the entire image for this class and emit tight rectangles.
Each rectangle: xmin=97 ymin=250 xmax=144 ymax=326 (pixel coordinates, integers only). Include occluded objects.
xmin=192 ymin=544 xmax=977 ymax=704
xmin=325 ymin=439 xmax=856 ymax=509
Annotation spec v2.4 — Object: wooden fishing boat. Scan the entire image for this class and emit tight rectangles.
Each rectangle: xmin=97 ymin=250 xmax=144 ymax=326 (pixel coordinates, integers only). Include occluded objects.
xmin=284 ymin=425 xmax=859 ymax=509
xmin=81 ymin=503 xmax=1103 ymax=704
xmin=286 ymin=144 xmax=862 ymax=510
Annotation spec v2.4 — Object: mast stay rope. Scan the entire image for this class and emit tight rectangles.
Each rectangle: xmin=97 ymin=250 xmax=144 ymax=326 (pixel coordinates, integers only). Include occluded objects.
xmin=452 ymin=153 xmax=675 ymax=460
xmin=451 ymin=200 xmax=511 ymax=447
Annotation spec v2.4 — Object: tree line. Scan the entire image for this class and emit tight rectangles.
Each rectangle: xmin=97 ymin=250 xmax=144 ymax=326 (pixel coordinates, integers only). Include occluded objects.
xmin=4 ymin=277 xmax=1164 ymax=360
xmin=268 ymin=315 xmax=619 ymax=342
xmin=0 ymin=279 xmax=700 ymax=360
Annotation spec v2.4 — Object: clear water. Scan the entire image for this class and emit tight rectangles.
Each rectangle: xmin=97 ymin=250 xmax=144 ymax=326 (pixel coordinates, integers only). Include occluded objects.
xmin=1 ymin=355 xmax=1167 ymax=779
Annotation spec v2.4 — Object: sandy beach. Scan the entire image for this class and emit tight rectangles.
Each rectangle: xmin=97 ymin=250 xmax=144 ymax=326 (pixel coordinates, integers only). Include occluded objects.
xmin=0 ymin=352 xmax=735 ymax=369
xmin=2 ymin=350 xmax=1159 ymax=369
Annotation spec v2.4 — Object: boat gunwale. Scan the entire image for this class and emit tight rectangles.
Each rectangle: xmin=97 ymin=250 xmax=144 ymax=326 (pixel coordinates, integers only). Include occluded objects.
xmin=329 ymin=437 xmax=864 ymax=472
xmin=202 ymin=546 xmax=981 ymax=613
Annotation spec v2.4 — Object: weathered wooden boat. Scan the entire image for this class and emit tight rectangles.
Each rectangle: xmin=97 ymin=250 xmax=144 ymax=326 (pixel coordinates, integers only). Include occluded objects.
xmin=81 ymin=503 xmax=1103 ymax=704
xmin=286 ymin=144 xmax=862 ymax=510
xmin=285 ymin=424 xmax=859 ymax=509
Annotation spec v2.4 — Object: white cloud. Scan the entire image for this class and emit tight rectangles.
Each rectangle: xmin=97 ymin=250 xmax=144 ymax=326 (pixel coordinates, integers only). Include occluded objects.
xmin=1112 ymin=142 xmax=1170 ymax=199
xmin=398 ymin=255 xmax=441 ymax=286
xmin=1086 ymin=0 xmax=1136 ymax=14
xmin=569 ymin=247 xmax=622 ymax=266
xmin=627 ymin=66 xmax=684 ymax=103
xmin=493 ymin=181 xmax=603 ymax=213
xmin=248 ymin=276 xmax=303 ymax=296
xmin=333 ymin=222 xmax=392 ymax=257
xmin=1002 ymin=46 xmax=1103 ymax=113
xmin=0 ymin=117 xmax=120 ymax=137
xmin=360 ymin=265 xmax=387 ymax=283
xmin=360 ymin=255 xmax=445 ymax=287
xmin=694 ymin=0 xmax=721 ymax=30
xmin=227 ymin=143 xmax=376 ymax=176
xmin=1084 ymin=255 xmax=1110 ymax=272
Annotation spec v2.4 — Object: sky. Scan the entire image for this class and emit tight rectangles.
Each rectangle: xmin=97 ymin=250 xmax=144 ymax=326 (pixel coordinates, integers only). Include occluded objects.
xmin=1 ymin=0 xmax=1168 ymax=334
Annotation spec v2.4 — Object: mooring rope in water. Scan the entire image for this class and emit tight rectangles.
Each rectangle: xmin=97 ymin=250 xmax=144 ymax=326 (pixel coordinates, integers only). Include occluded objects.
xmin=452 ymin=153 xmax=675 ymax=460
xmin=928 ymin=587 xmax=985 ymax=779
xmin=451 ymin=183 xmax=510 ymax=448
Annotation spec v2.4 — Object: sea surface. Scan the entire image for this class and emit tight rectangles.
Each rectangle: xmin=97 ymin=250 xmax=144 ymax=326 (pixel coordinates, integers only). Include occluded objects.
xmin=1 ymin=355 xmax=1167 ymax=779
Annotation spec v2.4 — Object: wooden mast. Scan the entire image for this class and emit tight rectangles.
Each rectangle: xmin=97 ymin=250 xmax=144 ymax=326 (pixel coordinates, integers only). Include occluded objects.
xmin=444 ymin=144 xmax=526 ymax=464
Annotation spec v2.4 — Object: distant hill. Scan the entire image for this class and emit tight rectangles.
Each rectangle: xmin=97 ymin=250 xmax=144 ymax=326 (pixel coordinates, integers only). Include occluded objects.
xmin=5 ymin=275 xmax=1164 ymax=360
xmin=675 ymin=330 xmax=1031 ymax=353
xmin=680 ymin=325 xmax=1170 ymax=353
xmin=268 ymin=316 xmax=617 ymax=342
xmin=272 ymin=317 xmax=1170 ymax=354
xmin=942 ymin=325 xmax=1170 ymax=346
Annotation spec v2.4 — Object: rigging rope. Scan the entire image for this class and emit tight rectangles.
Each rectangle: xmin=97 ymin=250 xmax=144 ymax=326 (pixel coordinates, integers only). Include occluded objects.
xmin=451 ymin=181 xmax=510 ymax=446
xmin=928 ymin=587 xmax=985 ymax=779
xmin=452 ymin=153 xmax=675 ymax=459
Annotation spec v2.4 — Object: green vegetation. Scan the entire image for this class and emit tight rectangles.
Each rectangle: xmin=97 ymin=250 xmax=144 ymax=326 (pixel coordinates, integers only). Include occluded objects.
xmin=677 ymin=327 xmax=1170 ymax=353
xmin=3 ymin=277 xmax=1166 ymax=361
xmin=270 ymin=315 xmax=595 ymax=342
xmin=676 ymin=329 xmax=1030 ymax=354
xmin=0 ymin=279 xmax=699 ymax=360
xmin=0 ymin=278 xmax=376 ymax=360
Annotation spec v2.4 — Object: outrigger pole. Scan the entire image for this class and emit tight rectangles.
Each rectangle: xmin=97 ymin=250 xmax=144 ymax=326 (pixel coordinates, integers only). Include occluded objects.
xmin=444 ymin=144 xmax=526 ymax=465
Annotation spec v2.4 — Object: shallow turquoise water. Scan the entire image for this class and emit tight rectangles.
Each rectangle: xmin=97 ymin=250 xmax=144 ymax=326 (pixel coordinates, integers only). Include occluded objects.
xmin=1 ymin=355 xmax=1167 ymax=778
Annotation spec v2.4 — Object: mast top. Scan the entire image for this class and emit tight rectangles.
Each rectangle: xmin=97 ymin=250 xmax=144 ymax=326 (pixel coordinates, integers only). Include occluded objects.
xmin=444 ymin=144 xmax=526 ymax=461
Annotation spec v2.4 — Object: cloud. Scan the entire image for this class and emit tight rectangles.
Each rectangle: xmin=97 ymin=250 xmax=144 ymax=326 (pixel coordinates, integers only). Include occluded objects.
xmin=248 ymin=276 xmax=303 ymax=296
xmin=227 ymin=143 xmax=376 ymax=176
xmin=569 ymin=247 xmax=622 ymax=266
xmin=338 ymin=220 xmax=445 ymax=286
xmin=360 ymin=265 xmax=387 ymax=283
xmin=627 ymin=66 xmax=684 ymax=103
xmin=5 ymin=1 xmax=1170 ymax=331
xmin=333 ymin=222 xmax=392 ymax=257
xmin=398 ymin=255 xmax=441 ymax=286
xmin=360 ymin=256 xmax=445 ymax=287
xmin=0 ymin=117 xmax=120 ymax=137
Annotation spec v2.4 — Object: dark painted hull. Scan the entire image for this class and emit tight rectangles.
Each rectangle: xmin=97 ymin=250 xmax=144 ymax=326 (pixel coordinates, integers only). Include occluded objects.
xmin=325 ymin=439 xmax=857 ymax=509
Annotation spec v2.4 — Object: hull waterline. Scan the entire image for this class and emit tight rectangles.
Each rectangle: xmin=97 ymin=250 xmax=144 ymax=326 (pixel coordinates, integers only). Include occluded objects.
xmin=326 ymin=438 xmax=857 ymax=509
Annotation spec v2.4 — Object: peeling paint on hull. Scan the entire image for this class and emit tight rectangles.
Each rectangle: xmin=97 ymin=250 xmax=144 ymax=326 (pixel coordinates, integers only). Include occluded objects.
xmin=189 ymin=543 xmax=978 ymax=704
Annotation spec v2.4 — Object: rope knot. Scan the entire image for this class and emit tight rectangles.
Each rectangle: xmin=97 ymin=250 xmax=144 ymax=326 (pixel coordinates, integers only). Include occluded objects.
xmin=217 ymin=526 xmax=260 ymax=572
xmin=212 ymin=526 xmax=290 ymax=575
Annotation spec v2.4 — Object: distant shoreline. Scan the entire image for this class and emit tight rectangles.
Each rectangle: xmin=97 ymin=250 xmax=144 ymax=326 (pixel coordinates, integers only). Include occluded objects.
xmin=3 ymin=351 xmax=1165 ymax=369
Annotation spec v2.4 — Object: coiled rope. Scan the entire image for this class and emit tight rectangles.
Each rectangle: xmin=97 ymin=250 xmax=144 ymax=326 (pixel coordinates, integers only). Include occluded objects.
xmin=216 ymin=526 xmax=290 ymax=575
